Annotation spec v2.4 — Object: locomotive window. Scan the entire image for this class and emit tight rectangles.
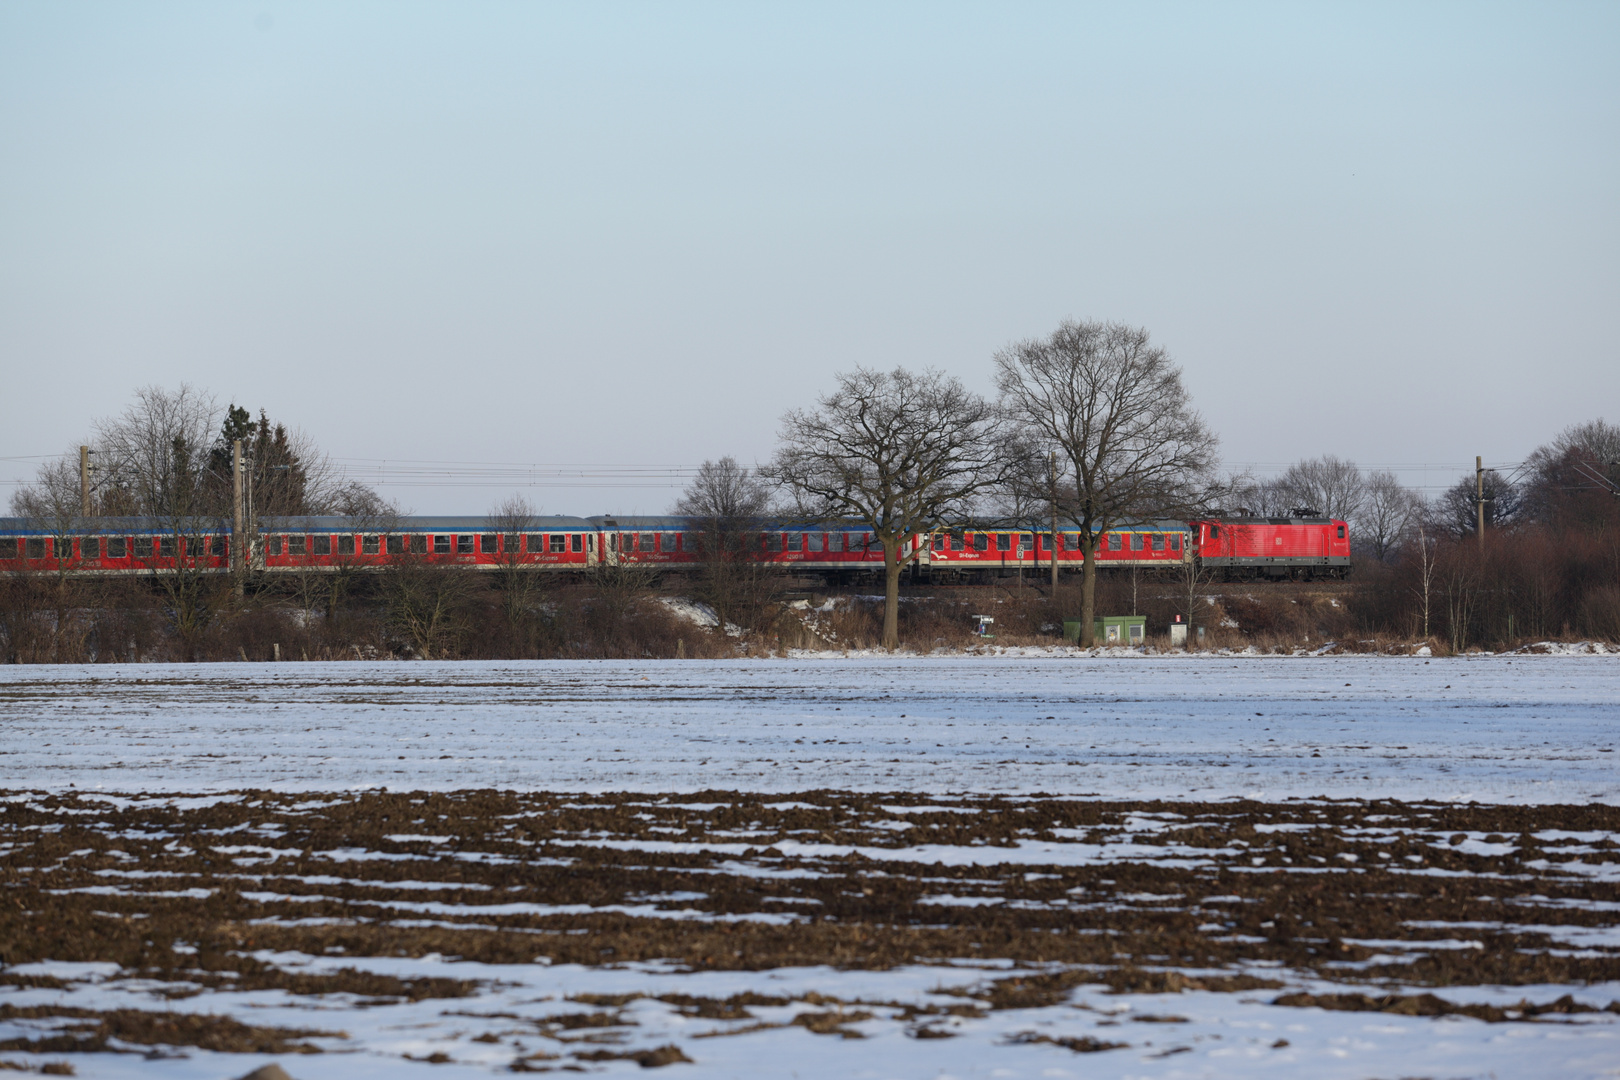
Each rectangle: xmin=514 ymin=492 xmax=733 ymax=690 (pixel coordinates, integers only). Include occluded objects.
xmin=996 ymin=533 xmax=1011 ymax=551
xmin=160 ymin=537 xmax=177 ymax=559
xmin=82 ymin=537 xmax=100 ymax=559
xmin=481 ymin=534 xmax=498 ymax=554
xmin=433 ymin=535 xmax=451 ymax=554
xmin=1209 ymin=525 xmax=1220 ymax=539
xmin=211 ymin=536 xmax=229 ymax=557
xmin=973 ymin=533 xmax=989 ymax=552
xmin=456 ymin=535 xmax=474 ymax=554
xmin=312 ymin=535 xmax=331 ymax=556
xmin=26 ymin=537 xmax=45 ymax=559
xmin=550 ymin=534 xmax=568 ymax=553
xmin=288 ymin=535 xmax=307 ymax=556
xmin=571 ymin=534 xmax=583 ymax=553
xmin=1337 ymin=525 xmax=1345 ymax=539
xmin=411 ymin=535 xmax=427 ymax=554
xmin=107 ymin=537 xmax=126 ymax=558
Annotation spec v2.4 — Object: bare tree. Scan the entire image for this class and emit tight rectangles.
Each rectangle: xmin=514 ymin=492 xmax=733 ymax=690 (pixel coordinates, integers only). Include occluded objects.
xmin=674 ymin=457 xmax=778 ymax=632
xmin=765 ymin=367 xmax=1004 ymax=650
xmin=1274 ymin=455 xmax=1366 ymax=520
xmin=92 ymin=385 xmax=227 ymax=650
xmin=1359 ymin=470 xmax=1424 ymax=561
xmin=1411 ymin=524 xmax=1437 ymax=640
xmin=486 ymin=494 xmax=550 ymax=655
xmin=1523 ymin=417 xmax=1620 ymax=530
xmin=1432 ymin=470 xmax=1521 ymax=539
xmin=995 ymin=320 xmax=1218 ymax=646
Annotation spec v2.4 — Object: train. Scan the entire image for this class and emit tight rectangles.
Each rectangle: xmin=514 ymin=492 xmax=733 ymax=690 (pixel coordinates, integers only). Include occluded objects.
xmin=0 ymin=512 xmax=1350 ymax=582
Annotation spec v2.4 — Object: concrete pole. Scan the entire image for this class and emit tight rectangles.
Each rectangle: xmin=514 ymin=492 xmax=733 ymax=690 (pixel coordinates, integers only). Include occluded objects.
xmin=79 ymin=446 xmax=90 ymax=517
xmin=232 ymin=439 xmax=245 ymax=576
xmin=1049 ymin=450 xmax=1059 ymax=593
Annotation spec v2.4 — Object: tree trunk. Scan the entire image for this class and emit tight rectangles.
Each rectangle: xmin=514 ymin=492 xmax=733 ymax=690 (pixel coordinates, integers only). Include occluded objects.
xmin=882 ymin=536 xmax=902 ymax=650
xmin=1080 ymin=539 xmax=1098 ymax=646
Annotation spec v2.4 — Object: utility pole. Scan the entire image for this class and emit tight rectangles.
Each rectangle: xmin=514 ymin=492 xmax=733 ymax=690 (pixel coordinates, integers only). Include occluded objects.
xmin=1049 ymin=450 xmax=1059 ymax=592
xmin=232 ymin=439 xmax=245 ymax=582
xmin=79 ymin=446 xmax=91 ymax=517
xmin=1475 ymin=455 xmax=1485 ymax=551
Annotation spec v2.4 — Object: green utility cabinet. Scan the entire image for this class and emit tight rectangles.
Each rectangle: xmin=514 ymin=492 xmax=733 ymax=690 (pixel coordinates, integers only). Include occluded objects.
xmin=1062 ymin=615 xmax=1147 ymax=645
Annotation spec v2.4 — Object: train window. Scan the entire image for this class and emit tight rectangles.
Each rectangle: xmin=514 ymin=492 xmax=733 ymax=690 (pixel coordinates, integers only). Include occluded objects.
xmin=973 ymin=533 xmax=989 ymax=552
xmin=502 ymin=534 xmax=519 ymax=555
xmin=105 ymin=537 xmax=125 ymax=559
xmin=663 ymin=532 xmax=679 ymax=552
xmin=312 ymin=535 xmax=331 ymax=556
xmin=338 ymin=535 xmax=355 ymax=555
xmin=1108 ymin=533 xmax=1122 ymax=551
xmin=585 ymin=534 xmax=594 ymax=552
xmin=1130 ymin=534 xmax=1143 ymax=551
xmin=411 ymin=535 xmax=427 ymax=554
xmin=636 ymin=532 xmax=653 ymax=551
xmin=52 ymin=538 xmax=72 ymax=559
xmin=81 ymin=537 xmax=99 ymax=559
xmin=608 ymin=534 xmax=618 ymax=552
xmin=1209 ymin=525 xmax=1220 ymax=539
xmin=433 ymin=535 xmax=450 ymax=554
xmin=1152 ymin=534 xmax=1164 ymax=551
xmin=385 ymin=535 xmax=404 ymax=555
xmin=550 ymin=534 xmax=567 ymax=553
xmin=996 ymin=533 xmax=1011 ymax=551
xmin=1065 ymin=532 xmax=1080 ymax=549
xmin=525 ymin=534 xmax=543 ymax=553
xmin=26 ymin=537 xmax=45 ymax=559
xmin=764 ymin=533 xmax=781 ymax=552
xmin=571 ymin=534 xmax=583 ymax=553
xmin=211 ymin=536 xmax=229 ymax=558
xmin=359 ymin=535 xmax=376 ymax=555
xmin=286 ymin=535 xmax=305 ymax=556
xmin=160 ymin=537 xmax=177 ymax=559
xmin=1337 ymin=525 xmax=1345 ymax=539
xmin=480 ymin=534 xmax=498 ymax=554
xmin=1170 ymin=534 xmax=1181 ymax=551
xmin=456 ymin=535 xmax=474 ymax=554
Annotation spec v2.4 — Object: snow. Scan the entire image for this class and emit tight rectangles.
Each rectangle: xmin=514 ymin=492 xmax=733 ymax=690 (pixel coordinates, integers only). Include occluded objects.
xmin=1 ymin=655 xmax=1616 ymax=803
xmin=1 ymin=954 xmax=1616 ymax=1080
xmin=3 ymin=655 xmax=1618 ymax=1078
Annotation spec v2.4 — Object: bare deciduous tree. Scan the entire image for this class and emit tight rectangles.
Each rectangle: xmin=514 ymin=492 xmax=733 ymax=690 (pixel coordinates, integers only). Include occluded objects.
xmin=995 ymin=321 xmax=1218 ymax=646
xmin=1359 ymin=470 xmax=1424 ymax=561
xmin=1272 ymin=455 xmax=1366 ymax=521
xmin=674 ymin=457 xmax=777 ymax=632
xmin=486 ymin=494 xmax=550 ymax=656
xmin=92 ymin=385 xmax=226 ymax=650
xmin=766 ymin=367 xmax=1004 ymax=650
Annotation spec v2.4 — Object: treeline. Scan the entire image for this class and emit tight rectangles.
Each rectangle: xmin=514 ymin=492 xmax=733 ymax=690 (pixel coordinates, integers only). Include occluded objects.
xmin=5 ymin=349 xmax=1619 ymax=660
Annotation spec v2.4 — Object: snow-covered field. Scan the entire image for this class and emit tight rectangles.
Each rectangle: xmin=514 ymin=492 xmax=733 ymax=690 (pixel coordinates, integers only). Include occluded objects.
xmin=1 ymin=656 xmax=1616 ymax=1079
xmin=1 ymin=655 xmax=1617 ymax=802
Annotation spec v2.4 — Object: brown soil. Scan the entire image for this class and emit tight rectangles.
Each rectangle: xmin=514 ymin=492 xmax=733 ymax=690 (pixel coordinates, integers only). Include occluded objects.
xmin=1 ymin=788 xmax=1616 ymax=1062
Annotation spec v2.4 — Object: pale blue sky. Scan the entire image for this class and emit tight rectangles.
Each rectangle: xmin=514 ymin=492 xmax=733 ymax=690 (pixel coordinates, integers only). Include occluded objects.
xmin=2 ymin=2 xmax=1616 ymax=513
